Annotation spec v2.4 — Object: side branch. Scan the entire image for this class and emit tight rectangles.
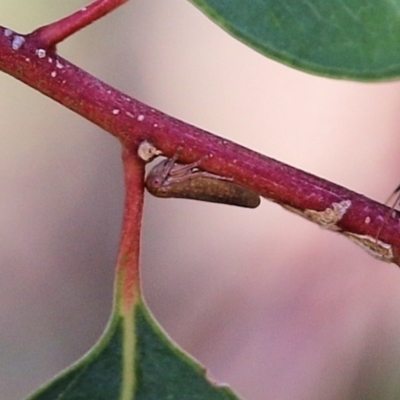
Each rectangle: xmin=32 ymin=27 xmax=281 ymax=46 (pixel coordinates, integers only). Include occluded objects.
xmin=116 ymin=148 xmax=145 ymax=311
xmin=0 ymin=25 xmax=399 ymax=265
xmin=31 ymin=0 xmax=128 ymax=48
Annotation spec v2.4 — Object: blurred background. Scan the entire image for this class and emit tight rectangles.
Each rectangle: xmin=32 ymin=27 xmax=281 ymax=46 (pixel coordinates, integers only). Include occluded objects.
xmin=2 ymin=1 xmax=400 ymax=399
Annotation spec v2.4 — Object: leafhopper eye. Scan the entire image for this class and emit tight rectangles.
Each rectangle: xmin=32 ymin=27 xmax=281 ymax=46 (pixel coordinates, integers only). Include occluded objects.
xmin=145 ymin=157 xmax=260 ymax=208
xmin=146 ymin=160 xmax=169 ymax=189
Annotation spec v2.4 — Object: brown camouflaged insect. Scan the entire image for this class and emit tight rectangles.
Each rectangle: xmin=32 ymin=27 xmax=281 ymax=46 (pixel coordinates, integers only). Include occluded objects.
xmin=145 ymin=154 xmax=260 ymax=208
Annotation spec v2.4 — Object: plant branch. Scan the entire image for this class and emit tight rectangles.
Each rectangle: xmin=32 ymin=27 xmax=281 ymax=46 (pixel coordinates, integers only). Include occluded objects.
xmin=0 ymin=9 xmax=399 ymax=266
xmin=31 ymin=0 xmax=127 ymax=48
xmin=116 ymin=148 xmax=145 ymax=311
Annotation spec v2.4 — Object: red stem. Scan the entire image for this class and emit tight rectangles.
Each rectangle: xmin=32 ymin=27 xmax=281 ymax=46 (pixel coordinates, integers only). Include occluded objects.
xmin=31 ymin=0 xmax=128 ymax=48
xmin=117 ymin=148 xmax=145 ymax=310
xmin=0 ymin=10 xmax=399 ymax=266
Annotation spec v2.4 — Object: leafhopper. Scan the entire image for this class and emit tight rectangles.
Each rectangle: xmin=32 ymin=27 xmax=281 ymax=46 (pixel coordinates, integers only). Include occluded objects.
xmin=145 ymin=155 xmax=260 ymax=208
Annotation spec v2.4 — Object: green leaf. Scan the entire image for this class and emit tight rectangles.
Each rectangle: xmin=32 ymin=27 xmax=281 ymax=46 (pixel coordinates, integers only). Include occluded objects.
xmin=27 ymin=299 xmax=241 ymax=400
xmin=189 ymin=0 xmax=400 ymax=81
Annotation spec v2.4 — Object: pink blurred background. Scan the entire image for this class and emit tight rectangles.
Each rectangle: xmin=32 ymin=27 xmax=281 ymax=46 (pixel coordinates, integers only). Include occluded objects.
xmin=2 ymin=1 xmax=400 ymax=399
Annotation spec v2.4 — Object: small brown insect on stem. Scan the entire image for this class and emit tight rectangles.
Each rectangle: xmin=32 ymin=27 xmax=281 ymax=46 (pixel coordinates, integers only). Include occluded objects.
xmin=144 ymin=152 xmax=261 ymax=208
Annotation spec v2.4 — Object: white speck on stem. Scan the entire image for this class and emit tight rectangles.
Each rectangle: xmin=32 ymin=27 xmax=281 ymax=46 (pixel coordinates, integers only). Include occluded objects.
xmin=138 ymin=141 xmax=162 ymax=162
xmin=11 ymin=35 xmax=25 ymax=50
xmin=55 ymin=60 xmax=64 ymax=69
xmin=36 ymin=49 xmax=46 ymax=58
xmin=112 ymin=109 xmax=120 ymax=115
xmin=137 ymin=115 xmax=145 ymax=121
xmin=365 ymin=216 xmax=371 ymax=224
xmin=4 ymin=29 xmax=13 ymax=37
xmin=335 ymin=199 xmax=352 ymax=216
xmin=125 ymin=111 xmax=134 ymax=118
xmin=51 ymin=71 xmax=57 ymax=78
xmin=25 ymin=57 xmax=30 ymax=62
xmin=153 ymin=123 xmax=158 ymax=128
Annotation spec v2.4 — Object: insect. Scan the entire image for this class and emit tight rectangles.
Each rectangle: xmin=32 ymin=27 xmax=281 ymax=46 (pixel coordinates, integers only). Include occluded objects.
xmin=376 ymin=183 xmax=400 ymax=240
xmin=145 ymin=153 xmax=261 ymax=208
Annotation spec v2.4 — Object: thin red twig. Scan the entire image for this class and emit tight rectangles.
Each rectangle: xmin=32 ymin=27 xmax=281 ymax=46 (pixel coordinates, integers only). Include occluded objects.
xmin=117 ymin=148 xmax=145 ymax=310
xmin=30 ymin=0 xmax=128 ymax=48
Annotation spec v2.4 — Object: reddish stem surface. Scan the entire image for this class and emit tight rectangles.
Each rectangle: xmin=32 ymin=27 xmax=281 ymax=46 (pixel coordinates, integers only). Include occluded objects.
xmin=0 ymin=6 xmax=399 ymax=266
xmin=31 ymin=0 xmax=127 ymax=48
xmin=117 ymin=148 xmax=145 ymax=310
